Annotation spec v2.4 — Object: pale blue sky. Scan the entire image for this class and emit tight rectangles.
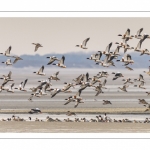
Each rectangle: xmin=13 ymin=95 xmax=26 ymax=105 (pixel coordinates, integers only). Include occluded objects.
xmin=0 ymin=18 xmax=150 ymax=56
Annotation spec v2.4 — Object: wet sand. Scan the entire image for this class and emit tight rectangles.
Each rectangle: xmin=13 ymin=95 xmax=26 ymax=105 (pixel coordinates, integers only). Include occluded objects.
xmin=0 ymin=122 xmax=150 ymax=133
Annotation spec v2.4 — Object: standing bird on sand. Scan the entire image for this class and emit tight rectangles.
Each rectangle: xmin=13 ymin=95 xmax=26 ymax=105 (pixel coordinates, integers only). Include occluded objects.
xmin=76 ymin=37 xmax=90 ymax=49
xmin=33 ymin=66 xmax=46 ymax=76
xmin=66 ymin=111 xmax=76 ymax=116
xmin=32 ymin=43 xmax=43 ymax=52
xmin=53 ymin=56 xmax=66 ymax=68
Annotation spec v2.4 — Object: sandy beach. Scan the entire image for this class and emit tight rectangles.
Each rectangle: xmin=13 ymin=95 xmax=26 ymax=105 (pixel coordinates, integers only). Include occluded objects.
xmin=0 ymin=122 xmax=150 ymax=133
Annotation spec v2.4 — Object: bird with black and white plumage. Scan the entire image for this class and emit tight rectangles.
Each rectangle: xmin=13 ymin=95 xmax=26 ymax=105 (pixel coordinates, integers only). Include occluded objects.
xmin=64 ymin=96 xmax=76 ymax=106
xmin=76 ymin=37 xmax=90 ymax=49
xmin=14 ymin=79 xmax=28 ymax=91
xmin=2 ymin=59 xmax=12 ymax=66
xmin=110 ymin=46 xmax=121 ymax=58
xmin=7 ymin=83 xmax=15 ymax=93
xmin=135 ymin=48 xmax=150 ymax=56
xmin=96 ymin=54 xmax=116 ymax=67
xmin=116 ymin=54 xmax=134 ymax=65
xmin=72 ymin=74 xmax=84 ymax=85
xmin=51 ymin=88 xmax=62 ymax=98
xmin=87 ymin=51 xmax=103 ymax=62
xmin=118 ymin=28 xmax=134 ymax=41
xmin=61 ymin=82 xmax=76 ymax=93
xmin=46 ymin=56 xmax=60 ymax=65
xmin=48 ymin=71 xmax=60 ymax=81
xmin=122 ymin=43 xmax=134 ymax=53
xmin=33 ymin=66 xmax=46 ymax=76
xmin=0 ymin=46 xmax=13 ymax=57
xmin=52 ymin=56 xmax=66 ymax=68
xmin=134 ymin=74 xmax=144 ymax=82
xmin=135 ymin=34 xmax=150 ymax=51
xmin=0 ymin=71 xmax=13 ymax=82
xmin=97 ymin=71 xmax=109 ymax=78
xmin=102 ymin=42 xmax=113 ymax=55
xmin=28 ymin=108 xmax=42 ymax=114
xmin=74 ymin=98 xmax=84 ymax=108
xmin=135 ymin=28 xmax=143 ymax=39
xmin=0 ymin=80 xmax=10 ymax=92
xmin=90 ymin=76 xmax=101 ymax=86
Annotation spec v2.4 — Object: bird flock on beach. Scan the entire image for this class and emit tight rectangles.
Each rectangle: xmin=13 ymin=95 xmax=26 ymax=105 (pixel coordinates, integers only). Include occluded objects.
xmin=1 ymin=111 xmax=150 ymax=123
xmin=1 ymin=28 xmax=150 ymax=114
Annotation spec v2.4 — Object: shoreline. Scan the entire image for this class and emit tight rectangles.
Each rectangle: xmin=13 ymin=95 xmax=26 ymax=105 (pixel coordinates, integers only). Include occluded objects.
xmin=0 ymin=108 xmax=149 ymax=114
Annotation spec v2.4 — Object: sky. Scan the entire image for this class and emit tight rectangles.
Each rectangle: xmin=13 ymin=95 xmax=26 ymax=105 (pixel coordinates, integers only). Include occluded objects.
xmin=0 ymin=18 xmax=150 ymax=56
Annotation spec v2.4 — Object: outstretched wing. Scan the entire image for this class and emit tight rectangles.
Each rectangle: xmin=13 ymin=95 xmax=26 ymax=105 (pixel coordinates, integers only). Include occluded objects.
xmin=139 ymin=74 xmax=144 ymax=80
xmin=82 ymin=37 xmax=90 ymax=47
xmin=127 ymin=54 xmax=132 ymax=60
xmin=7 ymin=71 xmax=12 ymax=79
xmin=59 ymin=56 xmax=65 ymax=64
xmin=96 ymin=51 xmax=102 ymax=60
xmin=39 ymin=66 xmax=44 ymax=73
xmin=76 ymin=89 xmax=82 ymax=97
xmin=105 ymin=42 xmax=112 ymax=53
xmin=5 ymin=46 xmax=11 ymax=54
xmin=136 ymin=39 xmax=143 ymax=49
xmin=137 ymin=28 xmax=143 ymax=35
xmin=114 ymin=46 xmax=120 ymax=55
xmin=102 ymin=79 xmax=107 ymax=86
xmin=125 ymin=28 xmax=130 ymax=36
xmin=23 ymin=79 xmax=28 ymax=88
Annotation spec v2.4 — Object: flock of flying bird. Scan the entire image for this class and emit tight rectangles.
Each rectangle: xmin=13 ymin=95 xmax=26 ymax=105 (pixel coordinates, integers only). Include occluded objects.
xmin=0 ymin=28 xmax=150 ymax=116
